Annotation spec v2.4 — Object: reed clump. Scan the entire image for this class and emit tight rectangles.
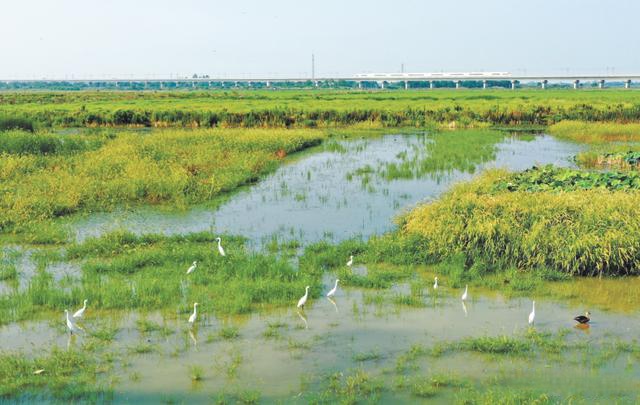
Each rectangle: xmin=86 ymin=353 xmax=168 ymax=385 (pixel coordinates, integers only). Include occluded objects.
xmin=0 ymin=128 xmax=324 ymax=233
xmin=401 ymin=169 xmax=640 ymax=276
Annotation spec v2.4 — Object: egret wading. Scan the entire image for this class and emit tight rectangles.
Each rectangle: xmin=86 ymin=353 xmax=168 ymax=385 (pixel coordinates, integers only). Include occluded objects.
xmin=433 ymin=277 xmax=438 ymax=290
xmin=189 ymin=303 xmax=199 ymax=326
xmin=461 ymin=285 xmax=468 ymax=301
xmin=528 ymin=301 xmax=536 ymax=325
xmin=216 ymin=237 xmax=226 ymax=256
xmin=73 ymin=299 xmax=88 ymax=319
xmin=574 ymin=311 xmax=591 ymax=324
xmin=64 ymin=310 xmax=82 ymax=334
xmin=186 ymin=261 xmax=197 ymax=275
xmin=326 ymin=279 xmax=339 ymax=298
xmin=297 ymin=286 xmax=310 ymax=309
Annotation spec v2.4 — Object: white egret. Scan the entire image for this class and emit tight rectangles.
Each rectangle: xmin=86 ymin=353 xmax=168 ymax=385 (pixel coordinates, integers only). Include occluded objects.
xmin=186 ymin=261 xmax=197 ymax=275
xmin=346 ymin=255 xmax=353 ymax=267
xmin=188 ymin=302 xmax=199 ymax=326
xmin=297 ymin=286 xmax=310 ymax=309
xmin=326 ymin=279 xmax=339 ymax=298
xmin=72 ymin=299 xmax=88 ymax=319
xmin=64 ymin=310 xmax=83 ymax=334
xmin=461 ymin=285 xmax=468 ymax=301
xmin=433 ymin=277 xmax=438 ymax=290
xmin=216 ymin=237 xmax=226 ymax=256
xmin=528 ymin=301 xmax=536 ymax=325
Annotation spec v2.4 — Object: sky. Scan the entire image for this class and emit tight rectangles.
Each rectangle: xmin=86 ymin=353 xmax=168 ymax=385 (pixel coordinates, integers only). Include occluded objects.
xmin=1 ymin=0 xmax=639 ymax=79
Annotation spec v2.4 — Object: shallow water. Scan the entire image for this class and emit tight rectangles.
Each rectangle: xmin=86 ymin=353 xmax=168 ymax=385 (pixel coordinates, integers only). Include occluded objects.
xmin=9 ymin=131 xmax=637 ymax=403
xmin=68 ymin=132 xmax=583 ymax=247
xmin=1 ymin=274 xmax=638 ymax=403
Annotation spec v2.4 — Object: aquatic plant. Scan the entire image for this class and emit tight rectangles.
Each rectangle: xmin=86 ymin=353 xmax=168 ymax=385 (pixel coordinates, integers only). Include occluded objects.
xmin=0 ymin=128 xmax=325 ymax=233
xmin=401 ymin=169 xmax=640 ymax=276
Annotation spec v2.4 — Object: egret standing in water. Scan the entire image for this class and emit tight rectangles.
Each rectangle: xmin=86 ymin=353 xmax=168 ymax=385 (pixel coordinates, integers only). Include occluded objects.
xmin=73 ymin=299 xmax=88 ymax=319
xmin=216 ymin=237 xmax=226 ymax=256
xmin=186 ymin=261 xmax=197 ymax=275
xmin=461 ymin=285 xmax=468 ymax=301
xmin=326 ymin=279 xmax=339 ymax=298
xmin=528 ymin=301 xmax=536 ymax=325
xmin=64 ymin=310 xmax=83 ymax=335
xmin=188 ymin=303 xmax=199 ymax=326
xmin=297 ymin=286 xmax=310 ymax=309
xmin=433 ymin=277 xmax=438 ymax=290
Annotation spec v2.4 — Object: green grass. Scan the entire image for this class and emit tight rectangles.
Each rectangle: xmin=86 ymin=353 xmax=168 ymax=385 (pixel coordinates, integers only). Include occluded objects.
xmin=401 ymin=169 xmax=640 ymax=276
xmin=348 ymin=130 xmax=505 ymax=182
xmin=0 ymin=230 xmax=323 ymax=326
xmin=549 ymin=120 xmax=640 ymax=144
xmin=0 ymin=128 xmax=325 ymax=233
xmin=3 ymin=89 xmax=640 ymax=129
xmin=0 ymin=348 xmax=111 ymax=400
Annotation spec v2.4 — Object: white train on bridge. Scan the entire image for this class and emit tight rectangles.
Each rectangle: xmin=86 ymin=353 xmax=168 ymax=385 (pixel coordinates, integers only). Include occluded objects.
xmin=353 ymin=72 xmax=512 ymax=79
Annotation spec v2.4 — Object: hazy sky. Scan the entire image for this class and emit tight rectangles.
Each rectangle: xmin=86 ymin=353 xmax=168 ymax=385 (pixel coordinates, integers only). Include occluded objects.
xmin=1 ymin=0 xmax=638 ymax=78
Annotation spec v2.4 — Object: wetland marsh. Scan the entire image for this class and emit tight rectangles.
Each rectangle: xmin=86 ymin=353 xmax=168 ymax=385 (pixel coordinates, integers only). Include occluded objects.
xmin=1 ymin=90 xmax=640 ymax=404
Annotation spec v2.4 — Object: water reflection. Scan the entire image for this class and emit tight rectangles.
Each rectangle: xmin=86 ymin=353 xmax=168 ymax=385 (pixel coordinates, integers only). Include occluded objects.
xmin=296 ymin=310 xmax=308 ymax=330
xmin=327 ymin=297 xmax=339 ymax=314
xmin=69 ymin=133 xmax=584 ymax=247
xmin=461 ymin=301 xmax=468 ymax=317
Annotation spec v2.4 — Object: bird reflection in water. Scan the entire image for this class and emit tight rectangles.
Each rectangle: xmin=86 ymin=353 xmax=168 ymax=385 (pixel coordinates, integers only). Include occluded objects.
xmin=327 ymin=297 xmax=339 ymax=314
xmin=297 ymin=310 xmax=308 ymax=329
xmin=189 ymin=329 xmax=198 ymax=349
xmin=462 ymin=301 xmax=468 ymax=317
xmin=575 ymin=323 xmax=591 ymax=334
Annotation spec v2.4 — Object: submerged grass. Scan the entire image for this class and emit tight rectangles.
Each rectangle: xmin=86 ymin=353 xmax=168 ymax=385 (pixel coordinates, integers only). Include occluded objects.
xmin=0 ymin=231 xmax=323 ymax=325
xmin=0 ymin=348 xmax=111 ymax=400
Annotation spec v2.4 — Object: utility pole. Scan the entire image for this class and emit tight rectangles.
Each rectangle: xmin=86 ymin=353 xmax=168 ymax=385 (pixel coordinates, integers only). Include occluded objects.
xmin=401 ymin=63 xmax=404 ymax=73
xmin=311 ymin=54 xmax=315 ymax=81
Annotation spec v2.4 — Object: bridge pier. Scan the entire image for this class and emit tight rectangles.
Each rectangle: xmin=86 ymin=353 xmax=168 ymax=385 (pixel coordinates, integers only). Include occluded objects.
xmin=482 ymin=80 xmax=487 ymax=90
xmin=455 ymin=80 xmax=461 ymax=89
xmin=115 ymin=81 xmax=119 ymax=88
xmin=429 ymin=81 xmax=434 ymax=89
xmin=266 ymin=81 xmax=271 ymax=88
xmin=404 ymin=80 xmax=409 ymax=90
xmin=380 ymin=81 xmax=385 ymax=89
xmin=541 ymin=79 xmax=548 ymax=90
xmin=511 ymin=80 xmax=516 ymax=90
xmin=357 ymin=81 xmax=361 ymax=89
xmin=598 ymin=79 xmax=605 ymax=89
xmin=234 ymin=81 xmax=239 ymax=88
xmin=192 ymin=81 xmax=196 ymax=88
xmin=160 ymin=82 xmax=164 ymax=89
xmin=573 ymin=80 xmax=580 ymax=89
xmin=625 ymin=79 xmax=631 ymax=89
xmin=175 ymin=82 xmax=179 ymax=88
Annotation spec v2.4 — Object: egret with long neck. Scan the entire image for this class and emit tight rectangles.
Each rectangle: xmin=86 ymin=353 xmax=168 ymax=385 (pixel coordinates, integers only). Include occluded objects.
xmin=433 ymin=277 xmax=438 ymax=290
xmin=528 ymin=301 xmax=535 ymax=325
xmin=73 ymin=299 xmax=88 ymax=319
xmin=216 ymin=237 xmax=226 ymax=256
xmin=65 ymin=310 xmax=82 ymax=334
xmin=186 ymin=261 xmax=197 ymax=274
xmin=189 ymin=302 xmax=199 ymax=326
xmin=326 ymin=279 xmax=339 ymax=298
xmin=297 ymin=286 xmax=310 ymax=309
xmin=461 ymin=285 xmax=468 ymax=301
